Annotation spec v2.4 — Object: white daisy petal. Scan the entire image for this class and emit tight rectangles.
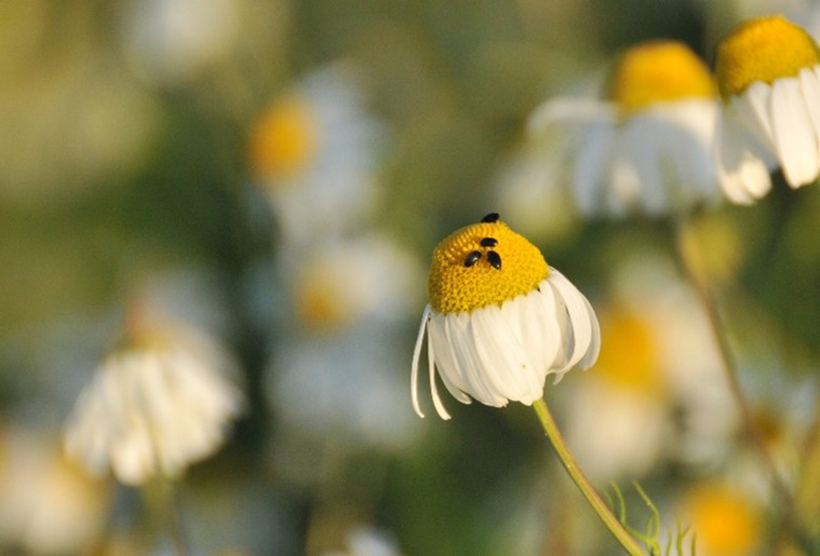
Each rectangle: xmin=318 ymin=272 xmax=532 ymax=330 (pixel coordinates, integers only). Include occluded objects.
xmin=714 ymin=111 xmax=772 ymax=204
xmin=410 ymin=305 xmax=430 ymax=418
xmin=548 ymin=269 xmax=597 ymax=372
xmin=734 ymin=82 xmax=775 ymax=147
xmin=572 ymin=123 xmax=615 ymax=215
xmin=799 ymin=68 xmax=820 ymax=151
xmin=427 ymin=327 xmax=452 ymax=420
xmin=769 ymin=76 xmax=819 ymax=187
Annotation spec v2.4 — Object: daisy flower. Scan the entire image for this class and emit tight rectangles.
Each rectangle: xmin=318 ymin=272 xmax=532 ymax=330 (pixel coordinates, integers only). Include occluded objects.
xmin=267 ymin=234 xmax=422 ymax=451
xmin=411 ymin=213 xmax=600 ymax=420
xmin=249 ymin=65 xmax=384 ymax=245
xmin=714 ymin=14 xmax=820 ymax=203
xmin=63 ymin=312 xmax=245 ymax=486
xmin=527 ymin=40 xmax=720 ymax=216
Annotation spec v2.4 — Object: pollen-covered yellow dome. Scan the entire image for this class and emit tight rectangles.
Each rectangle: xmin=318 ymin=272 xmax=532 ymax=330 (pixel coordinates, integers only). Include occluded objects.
xmin=715 ymin=15 xmax=820 ymax=99
xmin=608 ymin=40 xmax=716 ymax=114
xmin=428 ymin=216 xmax=549 ymax=314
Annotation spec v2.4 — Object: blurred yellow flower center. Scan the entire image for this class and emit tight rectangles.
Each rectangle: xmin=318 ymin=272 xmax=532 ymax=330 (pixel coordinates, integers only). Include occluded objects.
xmin=685 ymin=484 xmax=762 ymax=555
xmin=608 ymin=40 xmax=716 ymax=114
xmin=249 ymin=96 xmax=318 ymax=178
xmin=715 ymin=15 xmax=820 ymax=99
xmin=428 ymin=219 xmax=548 ymax=314
xmin=595 ymin=308 xmax=661 ymax=393
xmin=295 ymin=271 xmax=353 ymax=332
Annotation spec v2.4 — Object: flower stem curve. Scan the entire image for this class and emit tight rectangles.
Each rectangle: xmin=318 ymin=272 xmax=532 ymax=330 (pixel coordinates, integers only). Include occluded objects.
xmin=533 ymin=398 xmax=644 ymax=555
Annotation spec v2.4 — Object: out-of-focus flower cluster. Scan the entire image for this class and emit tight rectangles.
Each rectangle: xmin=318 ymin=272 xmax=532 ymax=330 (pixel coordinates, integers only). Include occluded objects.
xmin=3 ymin=0 xmax=820 ymax=554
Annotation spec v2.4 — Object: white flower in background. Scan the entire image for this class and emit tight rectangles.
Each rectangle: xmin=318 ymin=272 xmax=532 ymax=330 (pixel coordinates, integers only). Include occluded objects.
xmin=249 ymin=65 xmax=385 ymax=246
xmin=64 ymin=311 xmax=245 ymax=486
xmin=564 ymin=254 xmax=734 ymax=480
xmin=0 ymin=424 xmax=110 ymax=555
xmin=526 ymin=40 xmax=720 ymax=217
xmin=267 ymin=234 xmax=422 ymax=450
xmin=714 ymin=14 xmax=820 ymax=203
xmin=121 ymin=0 xmax=241 ymax=85
xmin=564 ymin=306 xmax=671 ymax=481
xmin=411 ymin=214 xmax=600 ymax=420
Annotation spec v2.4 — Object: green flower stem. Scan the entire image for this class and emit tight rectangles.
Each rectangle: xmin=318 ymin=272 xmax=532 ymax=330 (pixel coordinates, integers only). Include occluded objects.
xmin=533 ymin=398 xmax=644 ymax=555
xmin=673 ymin=218 xmax=814 ymax=552
xmin=672 ymin=222 xmax=795 ymax=510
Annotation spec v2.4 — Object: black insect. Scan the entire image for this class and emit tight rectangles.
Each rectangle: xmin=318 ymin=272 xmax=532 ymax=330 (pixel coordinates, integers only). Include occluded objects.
xmin=481 ymin=212 xmax=500 ymax=223
xmin=480 ymin=237 xmax=498 ymax=248
xmin=464 ymin=250 xmax=482 ymax=267
xmin=487 ymin=250 xmax=502 ymax=270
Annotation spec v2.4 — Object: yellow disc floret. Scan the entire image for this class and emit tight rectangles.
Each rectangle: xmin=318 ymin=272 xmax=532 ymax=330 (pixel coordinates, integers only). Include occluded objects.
xmin=608 ymin=40 xmax=716 ymax=115
xmin=715 ymin=15 xmax=820 ymax=99
xmin=684 ymin=484 xmax=762 ymax=555
xmin=428 ymin=217 xmax=549 ymax=314
xmin=595 ymin=308 xmax=662 ymax=394
xmin=249 ymin=96 xmax=318 ymax=179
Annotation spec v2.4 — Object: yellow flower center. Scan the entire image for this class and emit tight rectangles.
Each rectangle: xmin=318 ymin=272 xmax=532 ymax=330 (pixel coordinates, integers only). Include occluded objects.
xmin=249 ymin=96 xmax=318 ymax=179
xmin=715 ymin=15 xmax=820 ymax=99
xmin=684 ymin=484 xmax=762 ymax=555
xmin=427 ymin=217 xmax=549 ymax=314
xmin=608 ymin=40 xmax=716 ymax=114
xmin=295 ymin=273 xmax=353 ymax=332
xmin=594 ymin=308 xmax=662 ymax=393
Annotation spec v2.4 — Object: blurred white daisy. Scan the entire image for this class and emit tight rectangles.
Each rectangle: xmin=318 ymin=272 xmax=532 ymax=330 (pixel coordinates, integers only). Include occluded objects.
xmin=0 ymin=424 xmax=110 ymax=555
xmin=411 ymin=213 xmax=600 ymax=420
xmin=249 ymin=65 xmax=385 ymax=246
xmin=564 ymin=253 xmax=735 ymax=480
xmin=714 ymin=15 xmax=820 ymax=203
xmin=267 ymin=233 xmax=423 ymax=451
xmin=526 ymin=40 xmax=720 ymax=217
xmin=564 ymin=306 xmax=671 ymax=481
xmin=120 ymin=0 xmax=241 ymax=85
xmin=64 ymin=310 xmax=246 ymax=486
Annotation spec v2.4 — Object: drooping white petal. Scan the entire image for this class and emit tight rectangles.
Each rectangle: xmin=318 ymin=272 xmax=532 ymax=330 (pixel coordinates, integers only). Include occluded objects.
xmin=473 ymin=302 xmax=543 ymax=404
xmin=572 ymin=123 xmax=615 ymax=215
xmin=428 ymin=313 xmax=471 ymax=398
xmin=427 ymin=325 xmax=452 ymax=420
xmin=410 ymin=305 xmax=430 ymax=418
xmin=769 ymin=76 xmax=820 ymax=187
xmin=621 ymin=116 xmax=667 ymax=214
xmin=546 ymin=269 xmax=595 ymax=372
xmin=446 ymin=312 xmax=507 ymax=407
xmin=733 ymin=82 xmax=775 ymax=148
xmin=527 ymin=98 xmax=616 ymax=136
xmin=714 ymin=110 xmax=772 ymax=204
xmin=799 ymin=67 xmax=820 ymax=157
xmin=534 ymin=280 xmax=564 ymax=374
xmin=577 ymin=295 xmax=602 ymax=369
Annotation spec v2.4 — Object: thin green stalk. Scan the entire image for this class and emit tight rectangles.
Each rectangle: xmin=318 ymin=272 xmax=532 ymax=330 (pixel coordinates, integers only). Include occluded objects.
xmin=673 ymin=218 xmax=814 ymax=552
xmin=672 ymin=221 xmax=794 ymax=510
xmin=533 ymin=398 xmax=644 ymax=555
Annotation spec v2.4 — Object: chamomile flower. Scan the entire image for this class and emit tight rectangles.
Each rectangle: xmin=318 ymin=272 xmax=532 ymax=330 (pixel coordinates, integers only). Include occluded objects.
xmin=527 ymin=40 xmax=720 ymax=216
xmin=249 ymin=65 xmax=384 ymax=245
xmin=64 ymin=312 xmax=245 ymax=486
xmin=714 ymin=15 xmax=820 ymax=202
xmin=267 ymin=234 xmax=422 ymax=451
xmin=411 ymin=214 xmax=600 ymax=420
